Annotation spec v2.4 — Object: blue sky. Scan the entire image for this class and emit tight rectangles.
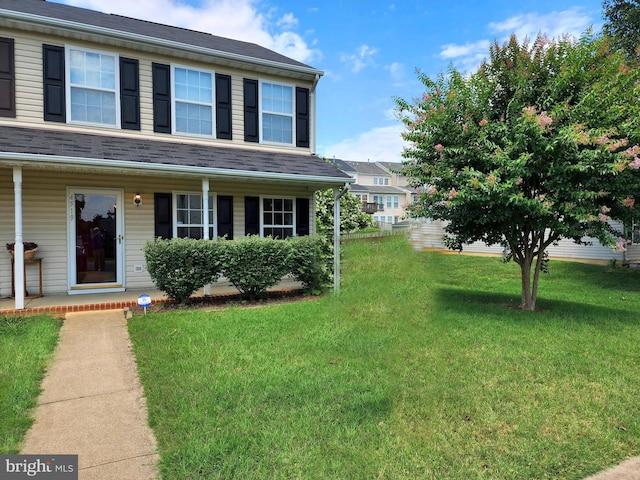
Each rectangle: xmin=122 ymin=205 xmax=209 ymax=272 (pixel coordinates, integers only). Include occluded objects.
xmin=55 ymin=0 xmax=605 ymax=162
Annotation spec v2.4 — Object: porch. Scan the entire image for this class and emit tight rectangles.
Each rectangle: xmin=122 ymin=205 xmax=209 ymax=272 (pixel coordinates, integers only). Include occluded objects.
xmin=0 ymin=278 xmax=304 ymax=316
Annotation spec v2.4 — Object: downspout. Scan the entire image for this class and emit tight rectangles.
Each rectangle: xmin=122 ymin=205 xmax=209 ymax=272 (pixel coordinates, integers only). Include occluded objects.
xmin=310 ymin=73 xmax=320 ymax=155
xmin=333 ymin=183 xmax=350 ymax=293
xmin=202 ymin=178 xmax=211 ymax=296
xmin=13 ymin=167 xmax=25 ymax=310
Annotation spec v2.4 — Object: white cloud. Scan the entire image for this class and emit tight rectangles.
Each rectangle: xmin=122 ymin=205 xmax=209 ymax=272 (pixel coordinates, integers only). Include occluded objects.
xmin=277 ymin=12 xmax=298 ymax=29
xmin=437 ymin=8 xmax=595 ymax=74
xmin=385 ymin=62 xmax=405 ymax=82
xmin=439 ymin=40 xmax=491 ymax=72
xmin=440 ymin=40 xmax=491 ymax=60
xmin=489 ymin=8 xmax=593 ymax=40
xmin=53 ymin=0 xmax=319 ymax=64
xmin=320 ymin=125 xmax=407 ymax=163
xmin=341 ymin=44 xmax=378 ymax=73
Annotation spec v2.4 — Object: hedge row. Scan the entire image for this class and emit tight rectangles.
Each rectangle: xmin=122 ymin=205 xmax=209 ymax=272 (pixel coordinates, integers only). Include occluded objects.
xmin=143 ymin=235 xmax=332 ymax=303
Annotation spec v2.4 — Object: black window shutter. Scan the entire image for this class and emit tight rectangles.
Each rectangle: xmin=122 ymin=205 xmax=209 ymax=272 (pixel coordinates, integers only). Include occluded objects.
xmin=152 ymin=63 xmax=171 ymax=133
xmin=154 ymin=193 xmax=173 ymax=239
xmin=120 ymin=57 xmax=140 ymax=130
xmin=42 ymin=44 xmax=65 ymax=123
xmin=217 ymin=195 xmax=234 ymax=239
xmin=244 ymin=196 xmax=260 ymax=235
xmin=296 ymin=198 xmax=310 ymax=236
xmin=0 ymin=37 xmax=15 ymax=118
xmin=296 ymin=87 xmax=310 ymax=148
xmin=216 ymin=73 xmax=232 ymax=140
xmin=243 ymin=78 xmax=259 ymax=142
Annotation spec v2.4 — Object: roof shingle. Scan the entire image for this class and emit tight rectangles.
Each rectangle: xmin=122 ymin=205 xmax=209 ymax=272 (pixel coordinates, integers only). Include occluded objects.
xmin=0 ymin=125 xmax=352 ymax=183
xmin=0 ymin=0 xmax=315 ymax=71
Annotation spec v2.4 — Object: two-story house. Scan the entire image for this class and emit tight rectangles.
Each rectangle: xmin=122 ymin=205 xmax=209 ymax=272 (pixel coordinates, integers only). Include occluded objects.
xmin=332 ymin=159 xmax=414 ymax=224
xmin=0 ymin=0 xmax=352 ymax=309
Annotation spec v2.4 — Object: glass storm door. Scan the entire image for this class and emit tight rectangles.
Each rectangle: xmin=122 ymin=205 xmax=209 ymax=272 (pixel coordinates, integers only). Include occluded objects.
xmin=68 ymin=189 xmax=124 ymax=292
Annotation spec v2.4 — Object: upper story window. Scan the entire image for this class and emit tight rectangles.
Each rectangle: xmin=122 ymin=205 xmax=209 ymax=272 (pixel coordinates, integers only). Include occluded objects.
xmin=261 ymin=81 xmax=294 ymax=145
xmin=173 ymin=66 xmax=214 ymax=136
xmin=386 ymin=195 xmax=399 ymax=209
xmin=373 ymin=177 xmax=389 ymax=186
xmin=67 ymin=47 xmax=119 ymax=127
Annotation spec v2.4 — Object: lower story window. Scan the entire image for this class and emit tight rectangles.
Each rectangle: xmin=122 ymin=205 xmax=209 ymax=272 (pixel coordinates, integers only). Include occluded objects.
xmin=263 ymin=197 xmax=294 ymax=238
xmin=175 ymin=193 xmax=214 ymax=239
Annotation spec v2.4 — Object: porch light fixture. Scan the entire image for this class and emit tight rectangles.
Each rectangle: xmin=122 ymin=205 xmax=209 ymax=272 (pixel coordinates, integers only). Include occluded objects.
xmin=133 ymin=193 xmax=142 ymax=207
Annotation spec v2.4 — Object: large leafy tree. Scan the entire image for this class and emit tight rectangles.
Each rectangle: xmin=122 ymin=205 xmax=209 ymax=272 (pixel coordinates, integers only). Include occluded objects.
xmin=396 ymin=34 xmax=640 ymax=311
xmin=315 ymin=189 xmax=375 ymax=234
xmin=603 ymin=0 xmax=640 ymax=60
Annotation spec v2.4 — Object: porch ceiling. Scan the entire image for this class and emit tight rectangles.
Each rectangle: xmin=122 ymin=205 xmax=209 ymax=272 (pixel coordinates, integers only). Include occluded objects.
xmin=0 ymin=125 xmax=352 ymax=189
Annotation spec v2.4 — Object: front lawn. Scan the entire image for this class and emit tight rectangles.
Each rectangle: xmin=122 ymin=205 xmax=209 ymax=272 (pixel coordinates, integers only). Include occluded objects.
xmin=129 ymin=236 xmax=640 ymax=479
xmin=0 ymin=315 xmax=61 ymax=454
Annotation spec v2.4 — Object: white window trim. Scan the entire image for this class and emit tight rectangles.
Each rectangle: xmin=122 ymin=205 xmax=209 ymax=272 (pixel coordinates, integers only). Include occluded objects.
xmin=259 ymin=79 xmax=296 ymax=146
xmin=260 ymin=195 xmax=297 ymax=238
xmin=65 ymin=45 xmax=121 ymax=128
xmin=170 ymin=64 xmax=216 ymax=138
xmin=172 ymin=191 xmax=217 ymax=239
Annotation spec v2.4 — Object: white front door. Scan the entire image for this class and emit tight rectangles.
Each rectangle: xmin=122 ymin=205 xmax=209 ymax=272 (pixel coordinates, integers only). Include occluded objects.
xmin=68 ymin=188 xmax=125 ymax=293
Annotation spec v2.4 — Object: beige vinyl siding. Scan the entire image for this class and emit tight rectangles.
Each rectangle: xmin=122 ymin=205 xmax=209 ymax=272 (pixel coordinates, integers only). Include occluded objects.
xmin=12 ymin=32 xmax=43 ymax=123
xmin=2 ymin=30 xmax=313 ymax=154
xmin=0 ymin=167 xmax=316 ymax=296
xmin=231 ymin=75 xmax=245 ymax=142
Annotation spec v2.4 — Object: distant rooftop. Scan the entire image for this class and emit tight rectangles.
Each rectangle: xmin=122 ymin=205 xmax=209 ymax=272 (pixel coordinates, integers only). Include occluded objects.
xmin=330 ymin=159 xmax=388 ymax=176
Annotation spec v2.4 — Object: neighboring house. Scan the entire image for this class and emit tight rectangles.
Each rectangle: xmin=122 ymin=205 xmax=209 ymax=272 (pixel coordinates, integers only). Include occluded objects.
xmin=409 ymin=218 xmax=634 ymax=264
xmin=331 ymin=159 xmax=415 ymax=224
xmin=0 ymin=0 xmax=352 ymax=309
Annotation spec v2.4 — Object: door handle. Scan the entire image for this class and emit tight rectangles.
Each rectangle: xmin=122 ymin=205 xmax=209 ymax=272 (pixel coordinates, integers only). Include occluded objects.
xmin=118 ymin=235 xmax=124 ymax=244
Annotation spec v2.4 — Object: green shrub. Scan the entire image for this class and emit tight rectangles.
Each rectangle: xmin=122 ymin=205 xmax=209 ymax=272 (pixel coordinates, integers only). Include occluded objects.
xmin=220 ymin=236 xmax=292 ymax=300
xmin=287 ymin=235 xmax=332 ymax=294
xmin=144 ymin=238 xmax=223 ymax=303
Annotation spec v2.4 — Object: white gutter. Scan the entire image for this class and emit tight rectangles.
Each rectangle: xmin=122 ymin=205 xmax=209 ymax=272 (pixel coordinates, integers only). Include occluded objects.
xmin=0 ymin=9 xmax=324 ymax=79
xmin=0 ymin=152 xmax=353 ymax=186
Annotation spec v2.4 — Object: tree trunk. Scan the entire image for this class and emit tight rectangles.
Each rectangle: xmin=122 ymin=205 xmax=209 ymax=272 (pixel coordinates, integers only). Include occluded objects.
xmin=519 ymin=259 xmax=536 ymax=311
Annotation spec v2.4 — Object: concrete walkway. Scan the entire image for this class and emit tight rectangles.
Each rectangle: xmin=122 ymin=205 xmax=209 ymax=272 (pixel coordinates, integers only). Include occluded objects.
xmin=584 ymin=457 xmax=640 ymax=480
xmin=21 ymin=310 xmax=159 ymax=480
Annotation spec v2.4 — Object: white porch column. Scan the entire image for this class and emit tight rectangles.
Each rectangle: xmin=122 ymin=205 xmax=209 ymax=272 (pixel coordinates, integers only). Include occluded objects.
xmin=202 ymin=179 xmax=211 ymax=296
xmin=333 ymin=187 xmax=341 ymax=293
xmin=13 ymin=167 xmax=25 ymax=310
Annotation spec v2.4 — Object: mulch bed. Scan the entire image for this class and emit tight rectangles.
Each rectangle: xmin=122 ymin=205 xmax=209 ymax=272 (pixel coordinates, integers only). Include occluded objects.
xmin=146 ymin=289 xmax=318 ymax=313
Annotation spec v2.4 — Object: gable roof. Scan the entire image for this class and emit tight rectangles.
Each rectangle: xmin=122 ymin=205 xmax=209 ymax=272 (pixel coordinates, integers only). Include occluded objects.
xmin=0 ymin=0 xmax=321 ymax=77
xmin=331 ymin=159 xmax=388 ymax=176
xmin=377 ymin=161 xmax=403 ymax=173
xmin=0 ymin=126 xmax=352 ymax=187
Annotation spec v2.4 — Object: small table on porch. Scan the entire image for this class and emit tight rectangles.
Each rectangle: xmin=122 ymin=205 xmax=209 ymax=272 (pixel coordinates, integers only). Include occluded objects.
xmin=11 ymin=258 xmax=43 ymax=299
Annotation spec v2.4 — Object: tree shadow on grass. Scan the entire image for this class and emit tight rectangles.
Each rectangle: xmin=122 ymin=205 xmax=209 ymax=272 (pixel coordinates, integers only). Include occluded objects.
xmin=433 ymin=287 xmax=640 ymax=327
xmin=546 ymin=260 xmax=640 ymax=293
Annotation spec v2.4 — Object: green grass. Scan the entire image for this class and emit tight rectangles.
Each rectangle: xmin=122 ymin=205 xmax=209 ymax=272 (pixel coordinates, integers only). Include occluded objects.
xmin=0 ymin=315 xmax=61 ymax=454
xmin=128 ymin=236 xmax=640 ymax=479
